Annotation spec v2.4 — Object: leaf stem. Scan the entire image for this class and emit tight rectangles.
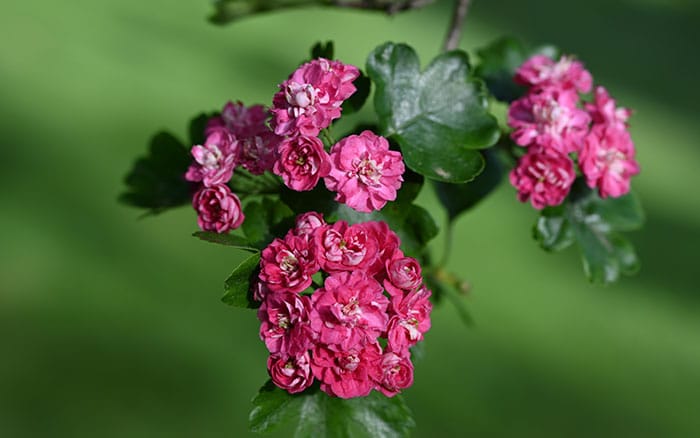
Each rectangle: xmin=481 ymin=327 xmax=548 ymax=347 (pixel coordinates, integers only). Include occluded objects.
xmin=437 ymin=216 xmax=454 ymax=268
xmin=442 ymin=0 xmax=471 ymax=52
xmin=330 ymin=0 xmax=434 ymax=14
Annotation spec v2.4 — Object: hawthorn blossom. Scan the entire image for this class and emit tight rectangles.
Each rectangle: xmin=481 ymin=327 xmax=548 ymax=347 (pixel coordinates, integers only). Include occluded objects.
xmin=580 ymin=125 xmax=639 ymax=198
xmin=192 ymin=184 xmax=244 ymax=233
xmin=271 ymin=58 xmax=360 ymax=137
xmin=325 ymin=131 xmax=405 ymax=212
xmin=268 ymin=352 xmax=314 ymax=394
xmin=313 ymin=221 xmax=379 ymax=273
xmin=258 ymin=292 xmax=314 ymax=356
xmin=514 ymin=54 xmax=592 ymax=93
xmin=311 ymin=342 xmax=382 ymax=399
xmin=185 ymin=131 xmax=238 ymax=187
xmin=259 ymin=235 xmax=319 ymax=294
xmin=377 ymin=351 xmax=414 ymax=397
xmin=292 ymin=212 xmax=326 ymax=238
xmin=586 ymin=86 xmax=632 ymax=130
xmin=205 ymin=101 xmax=269 ymax=138
xmin=508 ymin=88 xmax=590 ymax=153
xmin=310 ymin=270 xmax=389 ymax=350
xmin=387 ymin=285 xmax=432 ymax=353
xmin=509 ymin=147 xmax=576 ymax=209
xmin=273 ymin=135 xmax=331 ymax=191
xmin=385 ymin=254 xmax=422 ymax=292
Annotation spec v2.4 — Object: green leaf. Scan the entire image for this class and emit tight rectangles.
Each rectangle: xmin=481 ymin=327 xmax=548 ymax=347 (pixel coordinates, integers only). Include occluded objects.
xmin=534 ymin=204 xmax=576 ymax=252
xmin=249 ymin=381 xmax=415 ymax=437
xmin=242 ymin=197 xmax=295 ymax=249
xmin=310 ymin=40 xmax=334 ymax=60
xmin=433 ymin=148 xmax=504 ymax=220
xmin=533 ymin=180 xmax=644 ymax=284
xmin=367 ymin=42 xmax=499 ymax=183
xmin=342 ymin=70 xmax=371 ymax=115
xmin=222 ymin=252 xmax=261 ymax=308
xmin=230 ymin=170 xmax=283 ymax=197
xmin=192 ymin=231 xmax=258 ymax=252
xmin=475 ymin=36 xmax=559 ymax=102
xmin=119 ymin=131 xmax=193 ymax=214
xmin=399 ymin=205 xmax=438 ymax=258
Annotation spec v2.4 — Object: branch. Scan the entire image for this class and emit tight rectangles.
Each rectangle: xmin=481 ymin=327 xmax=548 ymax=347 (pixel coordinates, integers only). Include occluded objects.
xmin=442 ymin=0 xmax=471 ymax=51
xmin=332 ymin=0 xmax=434 ymax=15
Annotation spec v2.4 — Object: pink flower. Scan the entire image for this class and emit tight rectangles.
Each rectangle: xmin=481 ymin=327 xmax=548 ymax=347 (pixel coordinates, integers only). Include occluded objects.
xmin=292 ymin=212 xmax=326 ymax=238
xmin=586 ymin=86 xmax=632 ymax=130
xmin=205 ymin=101 xmax=282 ymax=175
xmin=360 ymin=221 xmax=401 ymax=278
xmin=313 ymin=221 xmax=379 ymax=273
xmin=509 ymin=147 xmax=576 ymax=209
xmin=185 ymin=131 xmax=238 ymax=187
xmin=206 ymin=101 xmax=270 ymax=139
xmin=258 ymin=291 xmax=314 ymax=356
xmin=377 ymin=351 xmax=414 ymax=397
xmin=311 ymin=342 xmax=382 ymax=398
xmin=387 ymin=286 xmax=432 ymax=353
xmin=325 ymin=131 xmax=405 ymax=213
xmin=515 ymin=54 xmax=592 ymax=93
xmin=271 ymin=58 xmax=360 ymax=137
xmin=273 ymin=135 xmax=331 ymax=191
xmin=237 ymin=130 xmax=281 ymax=175
xmin=259 ymin=235 xmax=319 ymax=294
xmin=310 ymin=271 xmax=389 ymax=350
xmin=385 ymin=254 xmax=422 ymax=292
xmin=580 ymin=125 xmax=639 ymax=198
xmin=192 ymin=184 xmax=244 ymax=233
xmin=508 ymin=88 xmax=591 ymax=154
xmin=268 ymin=352 xmax=314 ymax=394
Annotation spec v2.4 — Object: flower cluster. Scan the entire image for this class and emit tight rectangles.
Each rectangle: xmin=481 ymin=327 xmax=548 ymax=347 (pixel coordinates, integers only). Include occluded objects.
xmin=184 ymin=58 xmax=407 ymax=233
xmin=256 ymin=213 xmax=432 ymax=398
xmin=185 ymin=101 xmax=283 ymax=232
xmin=271 ymin=59 xmax=405 ymax=213
xmin=508 ymin=54 xmax=640 ymax=208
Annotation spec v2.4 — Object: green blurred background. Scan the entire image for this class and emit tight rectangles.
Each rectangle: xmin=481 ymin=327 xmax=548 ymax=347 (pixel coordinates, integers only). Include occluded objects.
xmin=2 ymin=0 xmax=699 ymax=436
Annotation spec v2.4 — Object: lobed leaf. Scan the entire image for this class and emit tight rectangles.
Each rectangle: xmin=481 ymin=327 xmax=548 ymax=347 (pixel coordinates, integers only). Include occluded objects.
xmin=249 ymin=381 xmax=415 ymax=437
xmin=119 ymin=131 xmax=193 ymax=214
xmin=367 ymin=42 xmax=499 ymax=183
xmin=533 ymin=181 xmax=644 ymax=284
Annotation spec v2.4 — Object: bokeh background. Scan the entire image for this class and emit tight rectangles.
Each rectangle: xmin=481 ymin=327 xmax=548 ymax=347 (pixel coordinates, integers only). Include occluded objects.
xmin=2 ymin=0 xmax=699 ymax=436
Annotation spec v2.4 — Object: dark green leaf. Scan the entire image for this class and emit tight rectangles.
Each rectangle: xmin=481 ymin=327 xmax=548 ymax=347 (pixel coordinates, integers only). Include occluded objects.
xmin=249 ymin=381 xmax=415 ymax=437
xmin=433 ymin=148 xmax=504 ymax=220
xmin=533 ymin=180 xmax=644 ymax=284
xmin=119 ymin=131 xmax=193 ymax=214
xmin=534 ymin=204 xmax=576 ymax=252
xmin=342 ymin=70 xmax=371 ymax=115
xmin=400 ymin=205 xmax=438 ymax=258
xmin=242 ymin=197 xmax=295 ymax=249
xmin=230 ymin=170 xmax=282 ymax=197
xmin=475 ymin=36 xmax=559 ymax=102
xmin=367 ymin=42 xmax=499 ymax=183
xmin=279 ymin=184 xmax=338 ymax=220
xmin=311 ymin=40 xmax=334 ymax=60
xmin=192 ymin=231 xmax=258 ymax=252
xmin=222 ymin=252 xmax=261 ymax=308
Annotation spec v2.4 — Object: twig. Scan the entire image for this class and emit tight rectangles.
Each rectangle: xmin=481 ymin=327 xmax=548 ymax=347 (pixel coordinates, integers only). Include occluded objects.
xmin=442 ymin=0 xmax=471 ymax=51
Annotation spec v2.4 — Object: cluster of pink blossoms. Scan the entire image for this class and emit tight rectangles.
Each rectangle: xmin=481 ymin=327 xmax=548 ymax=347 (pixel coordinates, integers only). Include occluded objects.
xmin=256 ymin=212 xmax=432 ymax=398
xmin=185 ymin=58 xmax=407 ymax=233
xmin=271 ymin=59 xmax=405 ymax=213
xmin=185 ymin=101 xmax=283 ymax=232
xmin=508 ymin=54 xmax=640 ymax=209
